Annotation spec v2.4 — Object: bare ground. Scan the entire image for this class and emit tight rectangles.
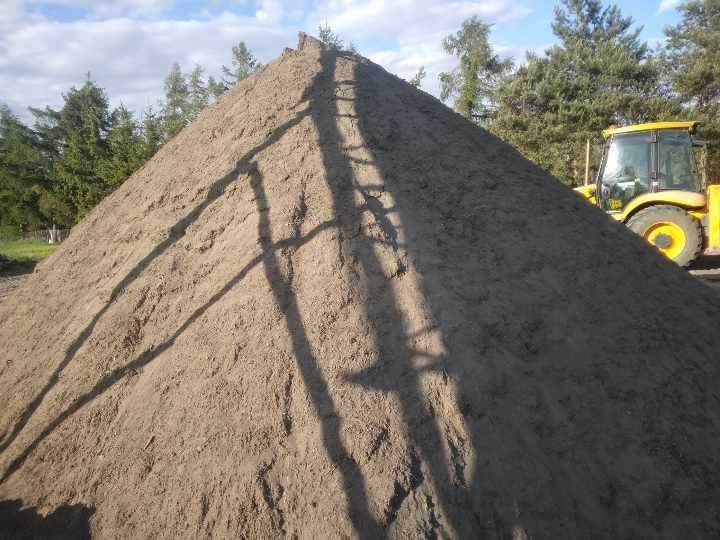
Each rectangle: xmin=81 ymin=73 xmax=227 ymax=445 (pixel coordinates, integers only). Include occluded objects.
xmin=3 ymin=36 xmax=720 ymax=539
xmin=690 ymin=255 xmax=720 ymax=292
xmin=0 ymin=275 xmax=28 ymax=301
xmin=3 ymin=256 xmax=718 ymax=306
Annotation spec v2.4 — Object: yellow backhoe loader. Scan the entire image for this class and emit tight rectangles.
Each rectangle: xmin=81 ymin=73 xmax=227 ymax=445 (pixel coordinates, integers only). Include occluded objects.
xmin=575 ymin=121 xmax=720 ymax=266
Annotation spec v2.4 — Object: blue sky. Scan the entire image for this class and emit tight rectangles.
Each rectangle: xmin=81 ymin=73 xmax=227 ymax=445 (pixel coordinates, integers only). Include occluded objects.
xmin=0 ymin=1 xmax=684 ymax=121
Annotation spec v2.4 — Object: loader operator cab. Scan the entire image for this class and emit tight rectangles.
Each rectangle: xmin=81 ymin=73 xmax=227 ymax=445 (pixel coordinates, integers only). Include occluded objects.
xmin=598 ymin=127 xmax=702 ymax=213
xmin=576 ymin=121 xmax=720 ymax=267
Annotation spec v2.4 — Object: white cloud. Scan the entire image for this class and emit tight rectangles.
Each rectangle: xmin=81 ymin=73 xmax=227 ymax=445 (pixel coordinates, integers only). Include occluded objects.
xmin=1 ymin=0 xmax=534 ymax=121
xmin=309 ymin=0 xmax=532 ymax=95
xmin=309 ymin=0 xmax=530 ymax=48
xmin=1 ymin=11 xmax=293 ymax=120
xmin=658 ymin=0 xmax=682 ymax=14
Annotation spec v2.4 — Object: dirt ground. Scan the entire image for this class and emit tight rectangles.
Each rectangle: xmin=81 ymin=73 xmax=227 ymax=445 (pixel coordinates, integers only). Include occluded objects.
xmin=2 ymin=256 xmax=719 ymax=303
xmin=0 ymin=275 xmax=28 ymax=301
xmin=689 ymin=255 xmax=720 ymax=291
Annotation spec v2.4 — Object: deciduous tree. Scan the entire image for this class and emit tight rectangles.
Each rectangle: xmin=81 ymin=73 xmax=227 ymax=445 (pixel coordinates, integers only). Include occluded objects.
xmin=439 ymin=17 xmax=512 ymax=124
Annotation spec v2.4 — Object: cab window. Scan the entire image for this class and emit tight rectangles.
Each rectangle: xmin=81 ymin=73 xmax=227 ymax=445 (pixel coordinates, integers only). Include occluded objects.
xmin=657 ymin=129 xmax=701 ymax=192
xmin=600 ymin=132 xmax=651 ymax=212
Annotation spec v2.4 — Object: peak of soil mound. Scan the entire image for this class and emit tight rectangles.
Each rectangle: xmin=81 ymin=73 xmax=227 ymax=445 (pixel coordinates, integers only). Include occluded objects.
xmin=2 ymin=35 xmax=720 ymax=538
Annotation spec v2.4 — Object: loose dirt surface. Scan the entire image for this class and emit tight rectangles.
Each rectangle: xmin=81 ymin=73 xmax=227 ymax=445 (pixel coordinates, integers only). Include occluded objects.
xmin=3 ymin=35 xmax=720 ymax=539
xmin=0 ymin=276 xmax=28 ymax=301
xmin=690 ymin=255 xmax=720 ymax=292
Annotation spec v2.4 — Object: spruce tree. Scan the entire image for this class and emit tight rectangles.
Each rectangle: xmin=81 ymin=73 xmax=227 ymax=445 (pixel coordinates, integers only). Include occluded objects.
xmin=0 ymin=106 xmax=46 ymax=233
xmin=492 ymin=0 xmax=677 ymax=184
xmin=28 ymin=105 xmax=74 ymax=228
xmin=53 ymin=80 xmax=112 ymax=220
xmin=187 ymin=65 xmax=209 ymax=121
xmin=98 ymin=106 xmax=146 ymax=190
xmin=162 ymin=63 xmax=190 ymax=140
xmin=141 ymin=105 xmax=163 ymax=159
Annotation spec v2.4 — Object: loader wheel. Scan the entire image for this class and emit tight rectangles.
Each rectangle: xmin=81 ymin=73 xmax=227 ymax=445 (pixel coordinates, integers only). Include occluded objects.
xmin=626 ymin=205 xmax=703 ymax=267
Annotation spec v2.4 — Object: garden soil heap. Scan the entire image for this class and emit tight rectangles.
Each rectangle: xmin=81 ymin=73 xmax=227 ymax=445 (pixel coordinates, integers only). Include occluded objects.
xmin=2 ymin=35 xmax=720 ymax=539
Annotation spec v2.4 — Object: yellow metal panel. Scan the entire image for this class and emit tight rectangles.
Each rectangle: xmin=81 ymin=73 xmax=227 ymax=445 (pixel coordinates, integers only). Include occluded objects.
xmin=708 ymin=185 xmax=720 ymax=249
xmin=573 ymin=183 xmax=596 ymax=204
xmin=621 ymin=190 xmax=707 ymax=221
xmin=602 ymin=121 xmax=700 ymax=139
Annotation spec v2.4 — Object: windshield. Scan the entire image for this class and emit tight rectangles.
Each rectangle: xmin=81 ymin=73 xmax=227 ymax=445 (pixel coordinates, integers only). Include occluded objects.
xmin=599 ymin=132 xmax=651 ymax=212
xmin=657 ymin=129 xmax=701 ymax=192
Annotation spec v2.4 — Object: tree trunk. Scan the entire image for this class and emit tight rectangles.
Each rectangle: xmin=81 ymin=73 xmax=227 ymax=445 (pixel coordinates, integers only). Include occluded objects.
xmin=48 ymin=223 xmax=58 ymax=244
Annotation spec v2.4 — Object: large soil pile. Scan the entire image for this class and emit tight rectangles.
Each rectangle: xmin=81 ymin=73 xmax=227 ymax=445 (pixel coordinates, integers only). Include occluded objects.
xmin=2 ymin=35 xmax=720 ymax=538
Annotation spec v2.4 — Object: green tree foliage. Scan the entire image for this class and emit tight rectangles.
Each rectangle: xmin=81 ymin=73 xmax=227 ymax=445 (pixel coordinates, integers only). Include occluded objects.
xmin=664 ymin=0 xmax=720 ymax=108
xmin=0 ymin=106 xmax=48 ymax=234
xmin=439 ymin=17 xmax=512 ymax=123
xmin=53 ymin=80 xmax=114 ymax=219
xmin=27 ymin=106 xmax=61 ymax=162
xmin=663 ymin=0 xmax=720 ymax=180
xmin=319 ymin=23 xmax=344 ymax=50
xmin=409 ymin=66 xmax=426 ymax=89
xmin=97 ymin=106 xmax=147 ymax=190
xmin=188 ymin=65 xmax=209 ymax=121
xmin=207 ymin=75 xmax=227 ymax=100
xmin=162 ymin=63 xmax=190 ymax=140
xmin=27 ymin=106 xmax=74 ymax=227
xmin=201 ymin=42 xmax=262 ymax=101
xmin=0 ymin=40 xmax=264 ymax=232
xmin=222 ymin=42 xmax=261 ymax=88
xmin=142 ymin=105 xmax=163 ymax=158
xmin=491 ymin=0 xmax=677 ymax=184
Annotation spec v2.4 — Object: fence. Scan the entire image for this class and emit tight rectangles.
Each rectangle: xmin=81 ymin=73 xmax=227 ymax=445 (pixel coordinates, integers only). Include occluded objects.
xmin=0 ymin=228 xmax=72 ymax=243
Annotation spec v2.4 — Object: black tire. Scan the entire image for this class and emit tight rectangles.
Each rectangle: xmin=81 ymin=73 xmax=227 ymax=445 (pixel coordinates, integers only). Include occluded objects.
xmin=626 ymin=205 xmax=703 ymax=267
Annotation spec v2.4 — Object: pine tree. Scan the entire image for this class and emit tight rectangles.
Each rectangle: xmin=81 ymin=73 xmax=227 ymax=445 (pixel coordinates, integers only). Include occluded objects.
xmin=439 ymin=17 xmax=512 ymax=124
xmin=665 ymin=0 xmax=720 ymax=108
xmin=492 ymin=0 xmax=677 ymax=184
xmin=663 ymin=0 xmax=720 ymax=180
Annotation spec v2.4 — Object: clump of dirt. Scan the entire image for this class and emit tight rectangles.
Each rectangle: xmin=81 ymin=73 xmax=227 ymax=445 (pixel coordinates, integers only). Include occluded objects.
xmin=2 ymin=34 xmax=720 ymax=538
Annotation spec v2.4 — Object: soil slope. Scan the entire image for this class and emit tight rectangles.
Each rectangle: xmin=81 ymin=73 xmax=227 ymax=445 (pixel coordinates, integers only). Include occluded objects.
xmin=2 ymin=35 xmax=720 ymax=538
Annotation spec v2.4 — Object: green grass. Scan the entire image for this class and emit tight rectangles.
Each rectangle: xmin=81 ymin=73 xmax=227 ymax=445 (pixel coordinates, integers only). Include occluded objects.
xmin=0 ymin=240 xmax=58 ymax=276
